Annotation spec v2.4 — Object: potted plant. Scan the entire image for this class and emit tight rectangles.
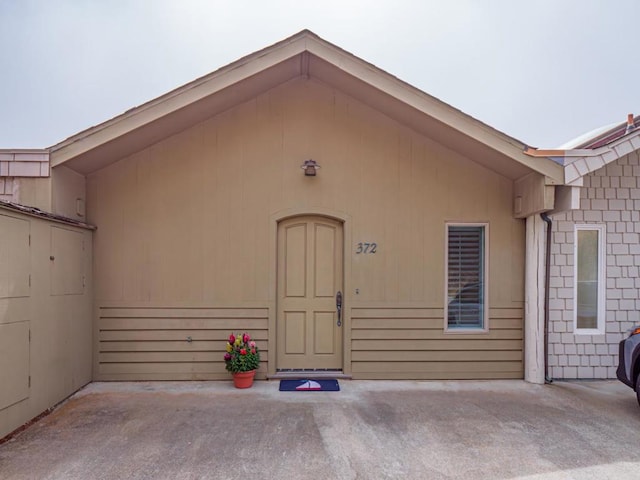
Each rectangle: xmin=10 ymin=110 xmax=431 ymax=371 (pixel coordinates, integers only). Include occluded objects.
xmin=224 ymin=332 xmax=260 ymax=388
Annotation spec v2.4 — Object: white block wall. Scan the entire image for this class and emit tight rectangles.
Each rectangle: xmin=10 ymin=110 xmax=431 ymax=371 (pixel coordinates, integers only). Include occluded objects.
xmin=548 ymin=150 xmax=640 ymax=378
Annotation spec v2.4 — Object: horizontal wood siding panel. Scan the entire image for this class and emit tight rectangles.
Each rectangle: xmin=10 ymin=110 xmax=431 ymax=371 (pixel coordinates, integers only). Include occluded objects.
xmin=351 ymin=350 xmax=522 ymax=362
xmin=352 ymin=316 xmax=522 ymax=330
xmin=101 ymin=308 xmax=268 ymax=318
xmin=354 ymin=372 xmax=521 ymax=380
xmin=97 ymin=373 xmax=240 ymax=381
xmin=488 ymin=309 xmax=526 ymax=319
xmin=352 ymin=339 xmax=522 ymax=351
xmin=350 ymin=307 xmax=523 ymax=379
xmin=350 ymin=308 xmax=521 ymax=319
xmin=100 ymin=318 xmax=267 ymax=330
xmin=100 ymin=340 xmax=270 ymax=352
xmin=351 ymin=329 xmax=521 ymax=340
xmin=99 ymin=351 xmax=270 ymax=363
xmin=100 ymin=362 xmax=267 ymax=380
xmin=97 ymin=305 xmax=268 ymax=380
xmin=352 ymin=361 xmax=523 ymax=373
xmin=99 ymin=330 xmax=269 ymax=342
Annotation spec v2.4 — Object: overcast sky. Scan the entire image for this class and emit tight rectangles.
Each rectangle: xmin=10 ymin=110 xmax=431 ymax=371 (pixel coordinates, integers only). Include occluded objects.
xmin=1 ymin=0 xmax=638 ymax=149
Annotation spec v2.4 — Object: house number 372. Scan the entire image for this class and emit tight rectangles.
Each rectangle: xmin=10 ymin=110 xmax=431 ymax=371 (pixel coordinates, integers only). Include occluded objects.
xmin=356 ymin=242 xmax=377 ymax=254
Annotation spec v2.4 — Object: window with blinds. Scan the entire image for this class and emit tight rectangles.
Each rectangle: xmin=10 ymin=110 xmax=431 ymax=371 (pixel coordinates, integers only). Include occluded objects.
xmin=447 ymin=225 xmax=486 ymax=329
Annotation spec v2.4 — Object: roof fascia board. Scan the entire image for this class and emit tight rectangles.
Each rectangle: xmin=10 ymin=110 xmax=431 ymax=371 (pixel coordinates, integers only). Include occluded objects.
xmin=49 ymin=30 xmax=563 ymax=182
xmin=525 ymin=129 xmax=640 ymax=185
xmin=50 ymin=37 xmax=310 ymax=167
xmin=526 ymin=128 xmax=640 ymax=158
xmin=305 ymin=40 xmax=564 ymax=183
xmin=527 ymin=129 xmax=640 ymax=184
xmin=0 ymin=201 xmax=96 ymax=230
xmin=0 ymin=149 xmax=49 ymax=154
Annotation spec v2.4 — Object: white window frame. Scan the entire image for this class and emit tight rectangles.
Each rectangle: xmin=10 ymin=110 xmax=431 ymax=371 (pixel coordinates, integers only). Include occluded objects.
xmin=444 ymin=223 xmax=489 ymax=333
xmin=573 ymin=224 xmax=606 ymax=335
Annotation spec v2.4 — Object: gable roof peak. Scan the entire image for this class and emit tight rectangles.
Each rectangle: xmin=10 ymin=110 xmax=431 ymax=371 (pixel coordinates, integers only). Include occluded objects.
xmin=48 ymin=30 xmax=563 ymax=183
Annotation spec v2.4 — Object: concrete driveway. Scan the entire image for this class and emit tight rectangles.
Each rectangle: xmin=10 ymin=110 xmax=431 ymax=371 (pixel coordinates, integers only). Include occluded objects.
xmin=1 ymin=380 xmax=639 ymax=479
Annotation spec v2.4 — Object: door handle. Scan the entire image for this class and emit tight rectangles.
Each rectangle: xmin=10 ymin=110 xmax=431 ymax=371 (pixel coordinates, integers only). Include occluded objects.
xmin=336 ymin=291 xmax=343 ymax=327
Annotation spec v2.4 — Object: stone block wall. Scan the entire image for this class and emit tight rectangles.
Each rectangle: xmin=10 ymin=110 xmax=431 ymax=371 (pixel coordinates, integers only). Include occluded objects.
xmin=548 ymin=149 xmax=640 ymax=379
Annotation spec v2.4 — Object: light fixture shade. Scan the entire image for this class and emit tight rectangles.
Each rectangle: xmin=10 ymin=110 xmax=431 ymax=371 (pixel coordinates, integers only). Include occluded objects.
xmin=301 ymin=159 xmax=320 ymax=176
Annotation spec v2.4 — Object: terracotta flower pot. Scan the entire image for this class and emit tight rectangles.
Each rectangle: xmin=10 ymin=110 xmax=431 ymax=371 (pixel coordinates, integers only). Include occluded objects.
xmin=232 ymin=370 xmax=256 ymax=389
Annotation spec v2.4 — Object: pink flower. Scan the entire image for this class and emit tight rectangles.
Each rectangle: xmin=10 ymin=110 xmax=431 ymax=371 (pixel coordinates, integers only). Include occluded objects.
xmin=229 ymin=334 xmax=235 ymax=344
xmin=224 ymin=353 xmax=231 ymax=361
xmin=250 ymin=348 xmax=256 ymax=354
xmin=240 ymin=348 xmax=247 ymax=355
xmin=249 ymin=341 xmax=256 ymax=348
xmin=243 ymin=333 xmax=250 ymax=343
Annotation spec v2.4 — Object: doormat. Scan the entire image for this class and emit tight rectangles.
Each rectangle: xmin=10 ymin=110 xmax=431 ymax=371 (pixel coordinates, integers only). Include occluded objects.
xmin=279 ymin=379 xmax=340 ymax=392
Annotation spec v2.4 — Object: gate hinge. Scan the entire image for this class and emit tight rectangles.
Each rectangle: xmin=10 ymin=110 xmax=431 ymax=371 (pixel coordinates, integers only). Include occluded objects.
xmin=28 ymin=376 xmax=31 ymax=388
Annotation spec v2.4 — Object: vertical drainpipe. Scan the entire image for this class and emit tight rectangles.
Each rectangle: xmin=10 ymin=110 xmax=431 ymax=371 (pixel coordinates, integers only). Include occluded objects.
xmin=540 ymin=212 xmax=553 ymax=384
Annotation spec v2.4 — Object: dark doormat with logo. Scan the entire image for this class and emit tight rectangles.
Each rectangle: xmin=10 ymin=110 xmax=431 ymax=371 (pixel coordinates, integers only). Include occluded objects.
xmin=279 ymin=379 xmax=340 ymax=391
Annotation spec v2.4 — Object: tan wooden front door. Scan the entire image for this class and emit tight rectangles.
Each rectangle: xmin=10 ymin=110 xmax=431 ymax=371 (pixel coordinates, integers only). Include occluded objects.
xmin=277 ymin=216 xmax=343 ymax=370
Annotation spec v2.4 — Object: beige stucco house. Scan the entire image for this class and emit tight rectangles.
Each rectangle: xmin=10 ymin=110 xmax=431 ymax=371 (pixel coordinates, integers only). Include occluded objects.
xmin=1 ymin=31 xmax=567 ymax=438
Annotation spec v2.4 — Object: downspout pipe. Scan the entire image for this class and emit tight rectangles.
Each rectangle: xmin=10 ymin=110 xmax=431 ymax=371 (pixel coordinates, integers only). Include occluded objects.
xmin=540 ymin=212 xmax=553 ymax=384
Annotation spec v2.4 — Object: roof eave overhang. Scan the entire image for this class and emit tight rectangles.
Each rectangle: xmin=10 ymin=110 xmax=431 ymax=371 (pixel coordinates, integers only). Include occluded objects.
xmin=525 ymin=128 xmax=640 ymax=184
xmin=49 ymin=32 xmax=315 ymax=168
xmin=49 ymin=30 xmax=564 ymax=183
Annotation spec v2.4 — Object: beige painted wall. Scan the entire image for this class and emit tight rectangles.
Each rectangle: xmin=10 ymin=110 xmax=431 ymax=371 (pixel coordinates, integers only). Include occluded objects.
xmin=87 ymin=78 xmax=525 ymax=380
xmin=0 ymin=209 xmax=93 ymax=439
xmin=52 ymin=165 xmax=86 ymax=220
xmin=12 ymin=177 xmax=52 ymax=211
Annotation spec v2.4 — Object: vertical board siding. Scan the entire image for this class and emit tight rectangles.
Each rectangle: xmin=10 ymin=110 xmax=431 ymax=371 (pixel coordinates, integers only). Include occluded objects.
xmin=350 ymin=306 xmax=523 ymax=379
xmin=0 ymin=211 xmax=93 ymax=439
xmin=97 ymin=306 xmax=269 ymax=380
xmin=88 ymin=78 xmax=525 ymax=380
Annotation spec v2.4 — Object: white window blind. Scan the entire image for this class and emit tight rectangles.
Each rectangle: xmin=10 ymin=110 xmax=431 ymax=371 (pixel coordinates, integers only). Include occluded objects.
xmin=447 ymin=225 xmax=485 ymax=329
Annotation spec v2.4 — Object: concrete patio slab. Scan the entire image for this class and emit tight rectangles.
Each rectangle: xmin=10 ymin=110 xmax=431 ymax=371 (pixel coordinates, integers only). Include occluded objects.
xmin=1 ymin=380 xmax=639 ymax=479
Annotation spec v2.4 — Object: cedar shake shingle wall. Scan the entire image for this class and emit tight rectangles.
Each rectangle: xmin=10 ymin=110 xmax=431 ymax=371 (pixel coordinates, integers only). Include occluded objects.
xmin=0 ymin=177 xmax=14 ymax=202
xmin=0 ymin=151 xmax=50 ymax=206
xmin=0 ymin=151 xmax=49 ymax=179
xmin=548 ymin=150 xmax=640 ymax=379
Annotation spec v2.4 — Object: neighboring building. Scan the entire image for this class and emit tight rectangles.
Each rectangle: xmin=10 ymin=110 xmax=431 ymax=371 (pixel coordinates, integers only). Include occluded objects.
xmin=526 ymin=115 xmax=640 ymax=379
xmin=3 ymin=30 xmax=572 ymax=437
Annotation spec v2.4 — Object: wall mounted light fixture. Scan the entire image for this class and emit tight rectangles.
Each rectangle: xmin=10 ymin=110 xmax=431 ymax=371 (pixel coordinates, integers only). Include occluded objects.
xmin=301 ymin=159 xmax=320 ymax=176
